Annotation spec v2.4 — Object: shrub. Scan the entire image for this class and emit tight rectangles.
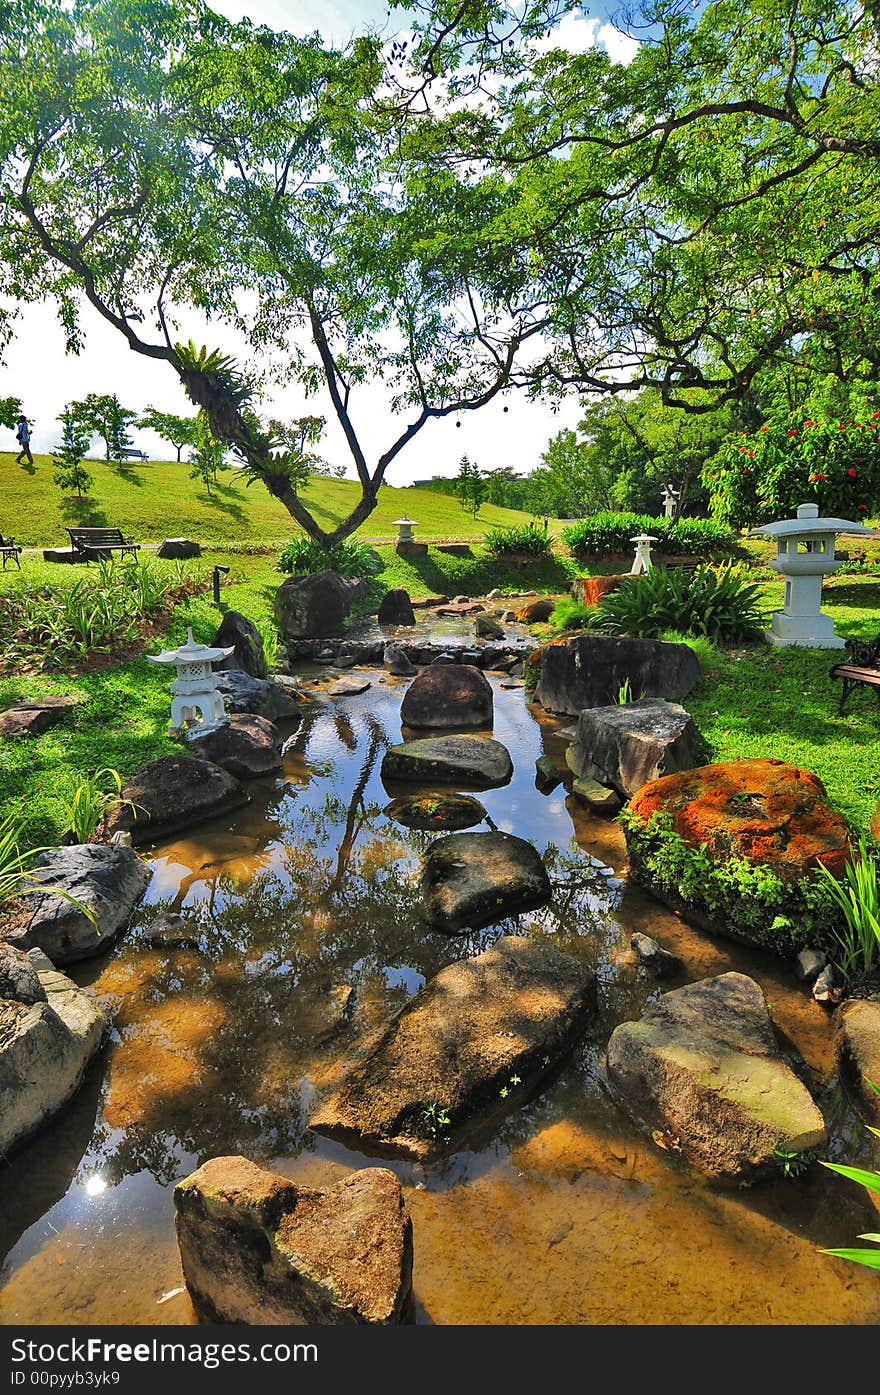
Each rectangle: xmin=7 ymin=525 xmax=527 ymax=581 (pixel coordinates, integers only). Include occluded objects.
xmin=549 ymin=597 xmax=598 ymax=631
xmin=592 ymin=564 xmax=765 ymax=645
xmin=483 ymin=522 xmax=552 ymax=557
xmin=277 ymin=536 xmax=382 ymax=578
xmin=561 ymin=512 xmax=735 ymax=558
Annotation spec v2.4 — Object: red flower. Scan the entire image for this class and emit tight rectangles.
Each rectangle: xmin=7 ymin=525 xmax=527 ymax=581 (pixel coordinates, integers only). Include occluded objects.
xmin=848 ymin=468 xmax=857 ymax=477
xmin=872 ymin=410 xmax=880 ymax=419
xmin=747 ymin=451 xmax=756 ymax=458
xmin=739 ymin=446 xmax=748 ymax=453
xmin=760 ymin=425 xmax=767 ymax=432
xmin=787 ymin=428 xmax=798 ymax=436
xmin=803 ymin=419 xmax=816 ymax=426
xmin=858 ymin=504 xmax=868 ymax=510
xmin=742 ymin=468 xmax=750 ymax=475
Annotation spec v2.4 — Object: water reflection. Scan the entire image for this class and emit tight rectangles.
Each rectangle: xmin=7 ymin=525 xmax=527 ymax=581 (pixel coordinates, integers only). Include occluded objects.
xmin=2 ymin=677 xmax=879 ymax=1325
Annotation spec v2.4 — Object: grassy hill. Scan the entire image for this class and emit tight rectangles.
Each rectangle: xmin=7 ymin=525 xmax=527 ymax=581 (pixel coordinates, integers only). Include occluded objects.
xmin=0 ymin=452 xmax=543 ymax=547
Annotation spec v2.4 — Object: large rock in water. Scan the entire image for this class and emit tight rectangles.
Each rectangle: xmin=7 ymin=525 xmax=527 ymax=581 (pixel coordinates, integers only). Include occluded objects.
xmin=535 ymin=634 xmax=702 ymax=716
xmin=174 ymin=1156 xmax=413 ymax=1325
xmin=184 ymin=714 xmax=282 ymax=779
xmin=835 ymin=999 xmax=880 ymax=1126
xmin=400 ymin=664 xmax=493 ymax=730
xmin=384 ymin=794 xmax=487 ymax=832
xmin=215 ymin=671 xmax=301 ymax=721
xmin=274 ymin=570 xmax=360 ymax=639
xmin=212 ymin=611 xmax=267 ymax=678
xmin=107 ymin=755 xmax=248 ymax=844
xmin=6 ymin=844 xmax=151 ymax=964
xmin=566 ymin=699 xmax=703 ymax=797
xmin=378 ymin=589 xmax=416 ymax=627
xmin=623 ymin=759 xmax=854 ymax=953
xmin=381 ymin=736 xmax=513 ymax=789
xmin=310 ymin=936 xmax=597 ymax=1161
xmin=0 ymin=947 xmax=108 ymax=1157
xmin=420 ymin=831 xmax=552 ymax=932
xmin=606 ymin=972 xmax=827 ymax=1183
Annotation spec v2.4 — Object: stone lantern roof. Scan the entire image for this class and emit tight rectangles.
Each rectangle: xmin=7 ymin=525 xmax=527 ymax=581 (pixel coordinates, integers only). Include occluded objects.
xmin=147 ymin=627 xmax=235 ymax=667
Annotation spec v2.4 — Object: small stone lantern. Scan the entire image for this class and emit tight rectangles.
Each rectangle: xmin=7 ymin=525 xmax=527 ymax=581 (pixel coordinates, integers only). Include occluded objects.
xmin=147 ymin=627 xmax=235 ymax=730
xmin=661 ymin=485 xmax=680 ymax=519
xmin=748 ymin=502 xmax=874 ymax=648
xmin=392 ymin=516 xmax=427 ymax=557
xmin=630 ymin=533 xmax=657 ymax=575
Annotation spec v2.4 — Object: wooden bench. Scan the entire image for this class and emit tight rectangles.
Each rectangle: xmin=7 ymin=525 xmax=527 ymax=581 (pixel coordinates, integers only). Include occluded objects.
xmin=0 ymin=534 xmax=22 ymax=569
xmin=830 ymin=633 xmax=880 ymax=715
xmin=66 ymin=527 xmax=140 ymax=561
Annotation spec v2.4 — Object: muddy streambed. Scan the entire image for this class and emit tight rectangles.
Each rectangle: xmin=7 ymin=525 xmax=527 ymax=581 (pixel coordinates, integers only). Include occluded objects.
xmin=1 ymin=674 xmax=879 ymax=1325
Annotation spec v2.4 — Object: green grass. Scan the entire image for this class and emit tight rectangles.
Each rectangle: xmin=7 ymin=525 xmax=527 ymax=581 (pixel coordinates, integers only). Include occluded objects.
xmin=0 ymin=452 xmax=546 ymax=547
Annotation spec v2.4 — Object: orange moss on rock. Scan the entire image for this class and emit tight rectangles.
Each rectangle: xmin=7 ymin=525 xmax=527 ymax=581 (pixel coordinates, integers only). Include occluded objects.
xmin=570 ymin=575 xmax=627 ymax=607
xmin=627 ymin=757 xmax=854 ymax=882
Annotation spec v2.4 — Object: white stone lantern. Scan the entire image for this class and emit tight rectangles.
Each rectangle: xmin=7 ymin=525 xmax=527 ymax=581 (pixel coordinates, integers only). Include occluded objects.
xmin=661 ymin=485 xmax=680 ymax=519
xmin=392 ymin=517 xmax=418 ymax=545
xmin=147 ymin=627 xmax=235 ymax=730
xmin=630 ymin=533 xmax=657 ymax=575
xmin=748 ymin=502 xmax=874 ymax=648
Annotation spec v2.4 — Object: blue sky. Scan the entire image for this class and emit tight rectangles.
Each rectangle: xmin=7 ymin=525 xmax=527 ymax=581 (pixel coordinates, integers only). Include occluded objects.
xmin=1 ymin=2 xmax=634 ymax=480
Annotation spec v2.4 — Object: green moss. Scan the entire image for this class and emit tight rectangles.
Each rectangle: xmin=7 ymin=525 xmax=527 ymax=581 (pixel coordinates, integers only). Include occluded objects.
xmin=620 ymin=807 xmax=839 ymax=955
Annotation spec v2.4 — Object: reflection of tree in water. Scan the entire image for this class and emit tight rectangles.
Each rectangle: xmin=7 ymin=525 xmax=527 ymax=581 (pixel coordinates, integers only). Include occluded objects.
xmin=86 ymin=711 xmax=635 ymax=1190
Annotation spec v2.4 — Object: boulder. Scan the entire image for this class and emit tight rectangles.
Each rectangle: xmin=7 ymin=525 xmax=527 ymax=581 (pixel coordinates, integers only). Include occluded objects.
xmin=6 ymin=844 xmax=151 ymax=964
xmin=572 ymin=776 xmax=621 ymax=815
xmin=0 ymin=696 xmax=78 ymax=739
xmin=475 ymin=616 xmax=505 ymax=640
xmin=381 ymin=736 xmax=513 ymax=789
xmin=535 ymin=634 xmax=702 ymax=716
xmin=570 ymin=575 xmax=627 ymax=607
xmin=309 ymin=936 xmax=598 ymax=1160
xmin=835 ymin=999 xmax=880 ymax=1126
xmin=174 ymin=1156 xmax=413 ymax=1325
xmin=535 ymin=755 xmax=562 ymax=794
xmin=212 ymin=611 xmax=267 ymax=678
xmin=516 ymin=598 xmax=556 ymax=623
xmin=566 ymin=699 xmax=703 ymax=797
xmin=378 ymin=590 xmax=416 ymax=627
xmin=274 ymin=570 xmax=361 ymax=639
xmin=0 ymin=947 xmax=108 ymax=1157
xmin=624 ymin=759 xmax=855 ymax=953
xmin=0 ymin=942 xmax=46 ymax=1004
xmin=606 ymin=972 xmax=827 ymax=1183
xmin=215 ymin=670 xmax=301 ymax=721
xmin=383 ymin=794 xmax=487 ymax=832
xmin=157 ymin=538 xmax=201 ymax=559
xmin=420 ymin=831 xmax=551 ymax=932
xmin=184 ymin=714 xmax=282 ymax=779
xmin=107 ymin=755 xmax=248 ymax=844
xmin=383 ymin=645 xmax=417 ymax=676
xmin=630 ymin=933 xmax=681 ymax=978
xmin=400 ymin=665 xmax=493 ymax=730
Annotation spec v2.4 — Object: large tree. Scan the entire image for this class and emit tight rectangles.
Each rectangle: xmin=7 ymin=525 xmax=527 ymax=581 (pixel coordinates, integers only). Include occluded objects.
xmin=0 ymin=0 xmax=549 ymax=547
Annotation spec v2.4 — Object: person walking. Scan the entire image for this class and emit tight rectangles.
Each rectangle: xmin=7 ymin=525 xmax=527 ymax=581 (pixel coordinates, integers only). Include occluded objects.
xmin=14 ymin=414 xmax=33 ymax=465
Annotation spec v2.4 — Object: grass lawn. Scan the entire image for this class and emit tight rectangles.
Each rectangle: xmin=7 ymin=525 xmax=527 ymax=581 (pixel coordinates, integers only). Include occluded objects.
xmin=0 ymin=452 xmax=546 ymax=547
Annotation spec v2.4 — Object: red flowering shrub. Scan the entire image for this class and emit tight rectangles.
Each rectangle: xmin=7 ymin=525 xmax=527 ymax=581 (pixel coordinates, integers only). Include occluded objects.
xmin=705 ymin=413 xmax=880 ymax=527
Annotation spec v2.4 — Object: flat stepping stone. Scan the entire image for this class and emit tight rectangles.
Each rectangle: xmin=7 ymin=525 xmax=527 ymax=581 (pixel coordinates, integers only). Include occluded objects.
xmin=572 ymin=776 xmax=622 ymax=815
xmin=0 ymin=948 xmax=109 ymax=1156
xmin=328 ymin=676 xmax=371 ymax=696
xmin=383 ymin=794 xmax=487 ymax=832
xmin=7 ymin=844 xmax=152 ymax=964
xmin=381 ymin=736 xmax=513 ymax=789
xmin=420 ymin=831 xmax=552 ymax=932
xmin=309 ymin=936 xmax=597 ymax=1160
xmin=0 ymin=696 xmax=78 ymax=738
xmin=606 ymin=972 xmax=827 ymax=1183
xmin=174 ymin=1157 xmax=413 ymax=1324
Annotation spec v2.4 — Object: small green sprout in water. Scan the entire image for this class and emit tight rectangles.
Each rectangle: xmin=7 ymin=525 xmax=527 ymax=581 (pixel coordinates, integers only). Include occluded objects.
xmin=774 ymin=1145 xmax=820 ymax=1179
xmin=499 ymin=1087 xmax=509 ymax=1099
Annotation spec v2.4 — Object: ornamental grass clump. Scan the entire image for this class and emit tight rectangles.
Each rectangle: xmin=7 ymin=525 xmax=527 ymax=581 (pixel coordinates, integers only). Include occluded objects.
xmin=591 ymin=564 xmax=765 ymax=645
xmin=483 ymin=522 xmax=552 ymax=557
xmin=277 ymin=536 xmax=382 ymax=578
xmin=815 ymin=836 xmax=880 ymax=982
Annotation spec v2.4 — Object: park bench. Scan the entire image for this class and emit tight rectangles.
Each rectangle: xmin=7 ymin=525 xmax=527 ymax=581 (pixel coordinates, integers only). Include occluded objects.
xmin=829 ymin=633 xmax=880 ymax=715
xmin=0 ymin=533 xmax=22 ymax=569
xmin=66 ymin=526 xmax=140 ymax=562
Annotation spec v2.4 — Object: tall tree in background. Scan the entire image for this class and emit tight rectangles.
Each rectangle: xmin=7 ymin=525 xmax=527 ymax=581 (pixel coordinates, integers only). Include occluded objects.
xmin=188 ymin=411 xmax=225 ymax=497
xmin=455 ymin=455 xmax=487 ymax=518
xmin=137 ymin=407 xmax=199 ymax=462
xmin=70 ymin=394 xmax=137 ymax=462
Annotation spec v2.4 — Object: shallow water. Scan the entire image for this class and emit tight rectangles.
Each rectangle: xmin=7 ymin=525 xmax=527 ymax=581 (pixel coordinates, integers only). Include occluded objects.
xmin=2 ymin=673 xmax=879 ymax=1326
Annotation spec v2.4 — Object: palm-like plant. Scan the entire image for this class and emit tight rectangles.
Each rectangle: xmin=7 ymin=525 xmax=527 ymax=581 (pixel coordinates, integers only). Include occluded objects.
xmin=0 ymin=813 xmax=92 ymax=918
xmin=815 ymin=836 xmax=880 ymax=980
xmin=819 ymin=1082 xmax=880 ymax=1271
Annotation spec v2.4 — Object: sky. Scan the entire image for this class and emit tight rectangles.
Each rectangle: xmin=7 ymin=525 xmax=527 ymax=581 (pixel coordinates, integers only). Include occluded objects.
xmin=0 ymin=1 xmax=636 ymax=480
